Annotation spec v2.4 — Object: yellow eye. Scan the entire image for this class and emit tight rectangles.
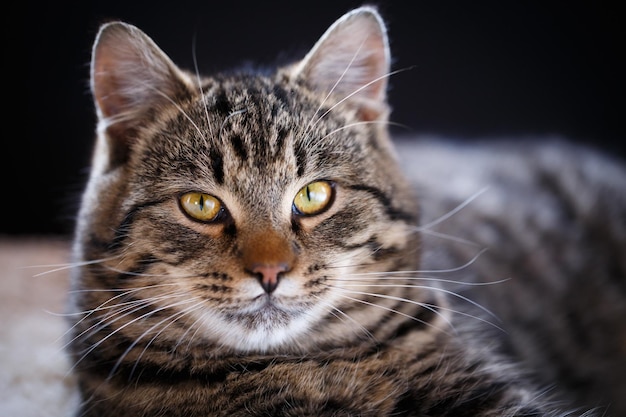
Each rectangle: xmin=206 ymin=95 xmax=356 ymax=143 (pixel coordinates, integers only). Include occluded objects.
xmin=293 ymin=181 xmax=334 ymax=216
xmin=179 ymin=192 xmax=222 ymax=222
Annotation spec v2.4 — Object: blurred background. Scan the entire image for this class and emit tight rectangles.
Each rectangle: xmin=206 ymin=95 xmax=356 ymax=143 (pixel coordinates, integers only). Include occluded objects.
xmin=15 ymin=1 xmax=624 ymax=237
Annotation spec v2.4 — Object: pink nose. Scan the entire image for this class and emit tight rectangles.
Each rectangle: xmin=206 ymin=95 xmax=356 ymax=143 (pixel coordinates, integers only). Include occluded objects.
xmin=251 ymin=263 xmax=289 ymax=294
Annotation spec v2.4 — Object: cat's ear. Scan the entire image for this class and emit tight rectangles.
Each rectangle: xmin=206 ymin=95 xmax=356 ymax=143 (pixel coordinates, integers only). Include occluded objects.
xmin=90 ymin=21 xmax=193 ymax=167
xmin=291 ymin=6 xmax=390 ymax=121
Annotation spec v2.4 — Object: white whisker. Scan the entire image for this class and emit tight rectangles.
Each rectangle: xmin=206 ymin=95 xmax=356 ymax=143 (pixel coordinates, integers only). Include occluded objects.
xmin=174 ymin=309 xmax=211 ymax=352
xmin=311 ymin=294 xmax=375 ymax=342
xmin=220 ymin=108 xmax=247 ymax=139
xmin=309 ymin=67 xmax=413 ymax=133
xmin=59 ymin=287 xmax=188 ymax=352
xmin=318 ymin=120 xmax=409 ymax=142
xmin=101 ymin=264 xmax=197 ymax=279
xmin=419 ymin=228 xmax=483 ymax=247
xmin=340 ymin=248 xmax=490 ymax=276
xmin=191 ymin=32 xmax=214 ymax=143
xmin=415 ymin=187 xmax=490 ymax=231
xmin=331 ymin=283 xmax=499 ymax=321
xmin=22 ymin=255 xmax=122 ymax=277
xmin=298 ymin=37 xmax=368 ymax=142
xmin=420 ymin=302 xmax=506 ymax=333
xmin=330 ymin=275 xmax=510 ymax=287
xmin=332 ymin=292 xmax=452 ymax=334
xmin=136 ymin=79 xmax=207 ymax=143
xmin=68 ymin=295 xmax=198 ymax=376
xmin=110 ymin=299 xmax=205 ymax=380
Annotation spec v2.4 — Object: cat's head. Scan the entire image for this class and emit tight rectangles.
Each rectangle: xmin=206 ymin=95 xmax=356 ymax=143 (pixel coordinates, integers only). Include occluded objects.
xmin=74 ymin=6 xmax=424 ymax=354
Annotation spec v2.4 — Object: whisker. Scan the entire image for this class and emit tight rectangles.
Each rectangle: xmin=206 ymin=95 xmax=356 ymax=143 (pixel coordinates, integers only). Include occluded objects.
xmin=309 ymin=67 xmax=414 ymax=133
xmin=420 ymin=302 xmax=506 ymax=333
xmin=66 ymin=282 xmax=181 ymax=295
xmin=220 ymin=108 xmax=247 ymax=139
xmin=133 ymin=79 xmax=207 ymax=143
xmin=110 ymin=299 xmax=205 ymax=380
xmin=331 ymin=291 xmax=452 ymax=335
xmin=100 ymin=264 xmax=199 ymax=279
xmin=331 ymin=285 xmax=504 ymax=333
xmin=174 ymin=309 xmax=211 ymax=352
xmin=60 ymin=289 xmax=188 ymax=352
xmin=64 ymin=300 xmax=156 ymax=355
xmin=331 ymin=283 xmax=499 ymax=321
xmin=329 ymin=275 xmax=510 ymax=287
xmin=318 ymin=120 xmax=410 ymax=142
xmin=68 ymin=295 xmax=197 ymax=375
xmin=311 ymin=294 xmax=375 ymax=342
xmin=190 ymin=31 xmax=214 ymax=143
xmin=298 ymin=36 xmax=368 ymax=142
xmin=419 ymin=228 xmax=483 ymax=247
xmin=53 ymin=283 xmax=181 ymax=320
xmin=415 ymin=187 xmax=490 ymax=231
xmin=62 ymin=299 xmax=154 ymax=359
xmin=338 ymin=248 xmax=490 ymax=276
xmin=21 ymin=255 xmax=123 ymax=277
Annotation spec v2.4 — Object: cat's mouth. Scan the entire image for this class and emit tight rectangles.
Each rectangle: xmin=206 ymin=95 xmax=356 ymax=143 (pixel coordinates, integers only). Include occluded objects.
xmin=235 ymin=294 xmax=306 ymax=325
xmin=250 ymin=300 xmax=290 ymax=320
xmin=249 ymin=293 xmax=293 ymax=313
xmin=212 ymin=294 xmax=321 ymax=352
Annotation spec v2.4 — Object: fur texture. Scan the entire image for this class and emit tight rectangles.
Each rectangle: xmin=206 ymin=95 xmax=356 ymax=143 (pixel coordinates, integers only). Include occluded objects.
xmin=65 ymin=6 xmax=625 ymax=416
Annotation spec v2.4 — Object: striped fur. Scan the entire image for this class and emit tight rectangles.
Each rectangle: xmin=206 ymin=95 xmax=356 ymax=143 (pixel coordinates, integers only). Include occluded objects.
xmin=67 ymin=6 xmax=624 ymax=416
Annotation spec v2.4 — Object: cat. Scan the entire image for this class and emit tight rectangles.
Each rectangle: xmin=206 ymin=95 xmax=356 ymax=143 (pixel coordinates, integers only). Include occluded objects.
xmin=67 ymin=5 xmax=626 ymax=416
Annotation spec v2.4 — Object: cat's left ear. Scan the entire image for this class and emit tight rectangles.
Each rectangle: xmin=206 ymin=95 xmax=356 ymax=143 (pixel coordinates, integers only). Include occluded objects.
xmin=290 ymin=6 xmax=390 ymax=121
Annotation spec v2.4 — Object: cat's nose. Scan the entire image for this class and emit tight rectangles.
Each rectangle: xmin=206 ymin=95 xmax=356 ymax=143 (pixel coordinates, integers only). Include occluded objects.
xmin=250 ymin=263 xmax=289 ymax=294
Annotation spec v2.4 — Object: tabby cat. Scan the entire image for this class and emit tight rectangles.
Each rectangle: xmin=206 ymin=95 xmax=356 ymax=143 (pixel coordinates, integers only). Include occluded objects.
xmin=68 ymin=5 xmax=626 ymax=416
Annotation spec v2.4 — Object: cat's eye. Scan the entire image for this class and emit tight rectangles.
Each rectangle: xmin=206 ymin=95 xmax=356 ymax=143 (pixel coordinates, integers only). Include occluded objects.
xmin=179 ymin=192 xmax=223 ymax=222
xmin=293 ymin=181 xmax=334 ymax=216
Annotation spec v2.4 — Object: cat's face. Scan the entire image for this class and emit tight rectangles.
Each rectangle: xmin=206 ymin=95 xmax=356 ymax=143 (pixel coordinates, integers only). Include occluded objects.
xmin=73 ymin=8 xmax=422 ymax=354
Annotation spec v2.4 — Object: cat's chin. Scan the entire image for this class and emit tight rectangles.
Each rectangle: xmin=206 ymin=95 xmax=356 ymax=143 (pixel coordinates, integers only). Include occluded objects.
xmin=197 ymin=296 xmax=320 ymax=353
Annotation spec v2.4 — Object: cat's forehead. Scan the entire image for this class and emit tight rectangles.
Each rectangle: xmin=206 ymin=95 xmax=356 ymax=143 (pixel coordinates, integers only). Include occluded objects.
xmin=140 ymin=72 xmax=371 ymax=196
xmin=198 ymin=73 xmax=337 ymax=134
xmin=178 ymin=73 xmax=367 ymax=169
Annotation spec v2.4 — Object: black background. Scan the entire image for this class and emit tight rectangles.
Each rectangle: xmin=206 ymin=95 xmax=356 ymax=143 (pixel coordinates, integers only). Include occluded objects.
xmin=15 ymin=1 xmax=624 ymax=237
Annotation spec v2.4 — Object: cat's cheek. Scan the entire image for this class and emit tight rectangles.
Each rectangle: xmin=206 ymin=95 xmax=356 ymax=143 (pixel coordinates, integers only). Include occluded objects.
xmin=375 ymin=221 xmax=416 ymax=251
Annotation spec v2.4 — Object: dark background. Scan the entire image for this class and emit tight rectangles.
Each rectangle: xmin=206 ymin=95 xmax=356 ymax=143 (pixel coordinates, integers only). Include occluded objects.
xmin=15 ymin=1 xmax=624 ymax=237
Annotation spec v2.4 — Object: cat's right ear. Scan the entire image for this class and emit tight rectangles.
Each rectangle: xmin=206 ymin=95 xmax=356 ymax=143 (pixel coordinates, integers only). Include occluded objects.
xmin=90 ymin=22 xmax=193 ymax=167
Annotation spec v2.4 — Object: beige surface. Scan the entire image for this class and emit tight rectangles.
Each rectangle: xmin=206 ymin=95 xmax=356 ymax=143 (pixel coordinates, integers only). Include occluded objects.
xmin=0 ymin=236 xmax=79 ymax=417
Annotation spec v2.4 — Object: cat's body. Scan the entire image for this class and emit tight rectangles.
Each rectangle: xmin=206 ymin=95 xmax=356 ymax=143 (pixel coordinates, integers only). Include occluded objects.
xmin=395 ymin=137 xmax=626 ymax=415
xmin=67 ymin=6 xmax=626 ymax=416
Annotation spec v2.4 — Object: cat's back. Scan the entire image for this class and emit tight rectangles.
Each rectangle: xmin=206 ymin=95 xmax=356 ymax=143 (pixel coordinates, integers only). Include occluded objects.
xmin=395 ymin=136 xmax=626 ymax=414
xmin=397 ymin=136 xmax=626 ymax=254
